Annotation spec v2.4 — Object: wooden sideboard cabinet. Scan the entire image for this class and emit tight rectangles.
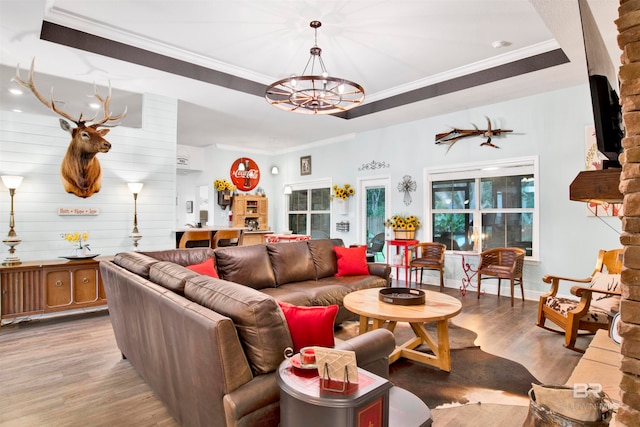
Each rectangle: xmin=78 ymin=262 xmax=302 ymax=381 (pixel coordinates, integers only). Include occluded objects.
xmin=232 ymin=195 xmax=268 ymax=231
xmin=0 ymin=258 xmax=108 ymax=323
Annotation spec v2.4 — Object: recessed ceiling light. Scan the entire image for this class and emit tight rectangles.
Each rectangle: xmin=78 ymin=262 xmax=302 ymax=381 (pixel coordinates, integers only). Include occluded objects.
xmin=9 ymin=88 xmax=23 ymax=95
xmin=12 ymin=109 xmax=22 ymax=113
xmin=88 ymin=103 xmax=100 ymax=109
xmin=492 ymin=40 xmax=511 ymax=49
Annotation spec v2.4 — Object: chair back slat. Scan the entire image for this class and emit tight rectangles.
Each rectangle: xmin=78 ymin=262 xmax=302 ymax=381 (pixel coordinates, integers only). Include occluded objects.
xmin=478 ymin=247 xmax=525 ymax=271
xmin=179 ymin=230 xmax=212 ymax=248
xmin=413 ymin=242 xmax=446 ymax=261
xmin=213 ymin=229 xmax=243 ymax=248
xmin=595 ymin=249 xmax=623 ymax=275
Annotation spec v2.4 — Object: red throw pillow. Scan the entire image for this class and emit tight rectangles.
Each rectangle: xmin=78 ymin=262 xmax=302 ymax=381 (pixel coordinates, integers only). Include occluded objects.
xmin=334 ymin=245 xmax=370 ymax=276
xmin=186 ymin=258 xmax=219 ymax=278
xmin=278 ymin=301 xmax=338 ymax=352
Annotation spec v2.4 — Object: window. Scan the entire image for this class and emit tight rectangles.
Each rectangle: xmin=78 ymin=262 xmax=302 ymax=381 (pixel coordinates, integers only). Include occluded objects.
xmin=426 ymin=157 xmax=538 ymax=258
xmin=287 ymin=181 xmax=331 ymax=238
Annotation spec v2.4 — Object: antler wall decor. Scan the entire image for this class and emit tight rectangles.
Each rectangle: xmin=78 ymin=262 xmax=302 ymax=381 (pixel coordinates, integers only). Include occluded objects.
xmin=435 ymin=117 xmax=512 ymax=153
xmin=12 ymin=59 xmax=127 ymax=198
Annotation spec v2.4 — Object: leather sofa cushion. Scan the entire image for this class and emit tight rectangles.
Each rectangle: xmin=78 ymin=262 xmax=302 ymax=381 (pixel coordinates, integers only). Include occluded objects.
xmin=142 ymin=248 xmax=215 ymax=266
xmin=184 ymin=275 xmax=292 ymax=376
xmin=276 ymin=281 xmax=352 ymax=306
xmin=267 ymin=242 xmax=316 ymax=286
xmin=149 ymin=261 xmax=198 ymax=295
xmin=308 ymin=239 xmax=339 ymax=279
xmin=214 ymin=245 xmax=277 ymax=289
xmin=259 ymin=287 xmax=313 ymax=306
xmin=113 ymin=252 xmax=160 ymax=279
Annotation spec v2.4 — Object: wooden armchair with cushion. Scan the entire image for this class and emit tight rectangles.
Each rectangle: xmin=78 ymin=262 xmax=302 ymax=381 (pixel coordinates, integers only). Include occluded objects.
xmin=536 ymin=248 xmax=623 ymax=353
xmin=409 ymin=242 xmax=446 ymax=290
xmin=477 ymin=247 xmax=525 ymax=306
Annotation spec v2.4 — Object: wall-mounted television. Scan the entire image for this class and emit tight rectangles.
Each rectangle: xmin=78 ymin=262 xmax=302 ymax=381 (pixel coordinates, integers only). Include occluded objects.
xmin=579 ymin=0 xmax=624 ymax=169
xmin=588 ymin=74 xmax=623 ymax=168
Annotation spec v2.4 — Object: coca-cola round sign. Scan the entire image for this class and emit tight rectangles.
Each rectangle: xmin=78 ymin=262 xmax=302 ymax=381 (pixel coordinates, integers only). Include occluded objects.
xmin=230 ymin=158 xmax=260 ymax=191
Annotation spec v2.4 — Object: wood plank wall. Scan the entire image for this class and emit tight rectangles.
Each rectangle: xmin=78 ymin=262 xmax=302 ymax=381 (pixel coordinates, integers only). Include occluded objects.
xmin=0 ymin=93 xmax=177 ymax=261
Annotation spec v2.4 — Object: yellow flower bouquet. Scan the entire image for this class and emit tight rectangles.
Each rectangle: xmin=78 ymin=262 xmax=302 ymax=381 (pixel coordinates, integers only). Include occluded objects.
xmin=214 ymin=179 xmax=236 ymax=192
xmin=331 ymin=184 xmax=355 ymax=200
xmin=385 ymin=215 xmax=420 ymax=239
xmin=61 ymin=231 xmax=91 ymax=253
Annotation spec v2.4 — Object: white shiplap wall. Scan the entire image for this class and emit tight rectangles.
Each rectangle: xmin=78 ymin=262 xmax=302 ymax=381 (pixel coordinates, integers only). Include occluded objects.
xmin=0 ymin=93 xmax=176 ymax=262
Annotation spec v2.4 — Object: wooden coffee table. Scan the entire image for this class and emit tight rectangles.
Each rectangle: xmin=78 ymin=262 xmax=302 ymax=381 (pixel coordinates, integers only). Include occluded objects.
xmin=343 ymin=288 xmax=462 ymax=372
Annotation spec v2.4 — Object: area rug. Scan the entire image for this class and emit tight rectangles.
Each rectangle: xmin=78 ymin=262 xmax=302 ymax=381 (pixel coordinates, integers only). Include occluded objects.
xmin=335 ymin=321 xmax=539 ymax=409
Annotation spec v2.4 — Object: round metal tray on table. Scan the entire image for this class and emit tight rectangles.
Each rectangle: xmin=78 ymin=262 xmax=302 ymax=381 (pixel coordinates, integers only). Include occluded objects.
xmin=378 ymin=288 xmax=425 ymax=305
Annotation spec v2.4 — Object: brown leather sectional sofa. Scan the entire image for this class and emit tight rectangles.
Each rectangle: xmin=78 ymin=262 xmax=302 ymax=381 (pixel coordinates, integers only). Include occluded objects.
xmin=100 ymin=239 xmax=395 ymax=427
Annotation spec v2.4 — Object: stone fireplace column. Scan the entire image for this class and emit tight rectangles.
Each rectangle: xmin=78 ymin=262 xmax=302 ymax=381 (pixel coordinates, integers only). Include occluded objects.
xmin=616 ymin=0 xmax=640 ymax=424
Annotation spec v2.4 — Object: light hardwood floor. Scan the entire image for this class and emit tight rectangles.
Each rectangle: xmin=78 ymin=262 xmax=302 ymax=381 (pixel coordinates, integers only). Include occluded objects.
xmin=0 ymin=283 xmax=591 ymax=427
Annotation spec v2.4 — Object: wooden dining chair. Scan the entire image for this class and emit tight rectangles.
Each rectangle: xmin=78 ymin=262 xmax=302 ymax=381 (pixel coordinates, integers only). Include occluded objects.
xmin=477 ymin=247 xmax=525 ymax=306
xmin=409 ymin=242 xmax=446 ymax=290
xmin=537 ymin=248 xmax=623 ymax=352
xmin=178 ymin=229 xmax=212 ymax=248
xmin=212 ymin=229 xmax=243 ymax=249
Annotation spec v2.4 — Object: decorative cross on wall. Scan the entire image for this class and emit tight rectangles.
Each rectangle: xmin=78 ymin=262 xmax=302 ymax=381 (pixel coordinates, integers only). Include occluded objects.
xmin=398 ymin=175 xmax=416 ymax=206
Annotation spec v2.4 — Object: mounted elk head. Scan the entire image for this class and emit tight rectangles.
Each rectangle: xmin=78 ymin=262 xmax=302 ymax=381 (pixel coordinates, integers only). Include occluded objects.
xmin=12 ymin=59 xmax=127 ymax=198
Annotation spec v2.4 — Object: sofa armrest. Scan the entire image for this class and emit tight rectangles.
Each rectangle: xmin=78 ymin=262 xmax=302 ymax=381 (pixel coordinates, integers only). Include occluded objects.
xmin=335 ymin=328 xmax=395 ymax=379
xmin=223 ymin=374 xmax=280 ymax=427
xmin=368 ymin=263 xmax=391 ymax=282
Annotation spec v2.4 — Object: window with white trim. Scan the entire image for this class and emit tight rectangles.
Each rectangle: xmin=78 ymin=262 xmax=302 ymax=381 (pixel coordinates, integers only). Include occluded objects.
xmin=425 ymin=157 xmax=538 ymax=258
xmin=287 ymin=180 xmax=331 ymax=238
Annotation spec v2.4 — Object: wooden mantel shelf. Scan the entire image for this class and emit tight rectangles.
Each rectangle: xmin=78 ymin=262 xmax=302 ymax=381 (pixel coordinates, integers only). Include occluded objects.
xmin=569 ymin=169 xmax=623 ymax=204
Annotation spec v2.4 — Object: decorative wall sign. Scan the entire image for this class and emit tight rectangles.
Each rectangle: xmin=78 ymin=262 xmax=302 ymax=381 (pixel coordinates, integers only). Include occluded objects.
xmin=358 ymin=160 xmax=391 ymax=171
xmin=435 ymin=117 xmax=512 ymax=153
xmin=336 ymin=221 xmax=350 ymax=232
xmin=398 ymin=175 xmax=416 ymax=206
xmin=57 ymin=208 xmax=99 ymax=216
xmin=177 ymin=156 xmax=189 ymax=166
xmin=230 ymin=157 xmax=260 ymax=191
xmin=300 ymin=155 xmax=312 ymax=176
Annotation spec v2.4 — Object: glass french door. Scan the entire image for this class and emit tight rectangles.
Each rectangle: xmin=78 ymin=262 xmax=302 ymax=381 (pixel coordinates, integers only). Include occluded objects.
xmin=358 ymin=177 xmax=390 ymax=249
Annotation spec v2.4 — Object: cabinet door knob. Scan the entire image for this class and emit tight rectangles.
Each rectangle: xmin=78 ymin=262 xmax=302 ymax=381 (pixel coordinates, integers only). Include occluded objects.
xmin=55 ymin=280 xmax=63 ymax=287
xmin=82 ymin=277 xmax=89 ymax=284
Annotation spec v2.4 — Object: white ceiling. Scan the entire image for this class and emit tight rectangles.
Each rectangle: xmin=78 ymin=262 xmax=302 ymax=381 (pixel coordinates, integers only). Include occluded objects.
xmin=0 ymin=0 xmax=621 ymax=154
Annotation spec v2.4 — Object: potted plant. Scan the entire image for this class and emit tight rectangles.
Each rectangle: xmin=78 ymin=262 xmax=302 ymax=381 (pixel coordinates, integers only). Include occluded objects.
xmin=385 ymin=215 xmax=421 ymax=239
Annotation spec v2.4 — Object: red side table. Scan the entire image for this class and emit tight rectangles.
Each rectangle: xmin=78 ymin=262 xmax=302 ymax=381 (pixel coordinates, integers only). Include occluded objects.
xmin=386 ymin=239 xmax=419 ymax=286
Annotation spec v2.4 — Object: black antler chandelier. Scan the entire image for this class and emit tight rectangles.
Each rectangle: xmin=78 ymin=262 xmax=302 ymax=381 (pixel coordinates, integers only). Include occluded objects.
xmin=265 ymin=21 xmax=364 ymax=115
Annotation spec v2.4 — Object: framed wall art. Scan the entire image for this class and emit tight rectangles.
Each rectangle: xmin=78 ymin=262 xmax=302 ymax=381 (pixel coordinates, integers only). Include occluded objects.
xmin=300 ymin=155 xmax=312 ymax=176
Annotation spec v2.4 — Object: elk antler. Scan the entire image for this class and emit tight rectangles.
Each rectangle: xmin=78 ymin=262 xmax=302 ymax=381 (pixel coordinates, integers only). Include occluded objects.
xmin=12 ymin=58 xmax=77 ymax=123
xmin=90 ymin=82 xmax=127 ymax=127
xmin=12 ymin=58 xmax=127 ymax=127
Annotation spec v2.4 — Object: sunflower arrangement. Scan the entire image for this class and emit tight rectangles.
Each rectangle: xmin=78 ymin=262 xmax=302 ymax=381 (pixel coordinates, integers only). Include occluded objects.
xmin=214 ymin=179 xmax=236 ymax=192
xmin=331 ymin=184 xmax=355 ymax=200
xmin=385 ymin=215 xmax=421 ymax=231
xmin=61 ymin=232 xmax=91 ymax=251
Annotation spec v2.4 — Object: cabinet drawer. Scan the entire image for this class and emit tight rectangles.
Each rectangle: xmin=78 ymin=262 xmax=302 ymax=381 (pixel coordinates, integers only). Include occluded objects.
xmin=74 ymin=268 xmax=98 ymax=303
xmin=45 ymin=271 xmax=72 ymax=308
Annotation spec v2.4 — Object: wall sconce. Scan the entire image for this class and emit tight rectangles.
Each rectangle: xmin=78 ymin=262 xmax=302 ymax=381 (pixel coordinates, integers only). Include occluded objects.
xmin=1 ymin=175 xmax=24 ymax=265
xmin=284 ymin=185 xmax=293 ymax=195
xmin=128 ymin=182 xmax=144 ymax=250
xmin=271 ymin=166 xmax=279 ymax=175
